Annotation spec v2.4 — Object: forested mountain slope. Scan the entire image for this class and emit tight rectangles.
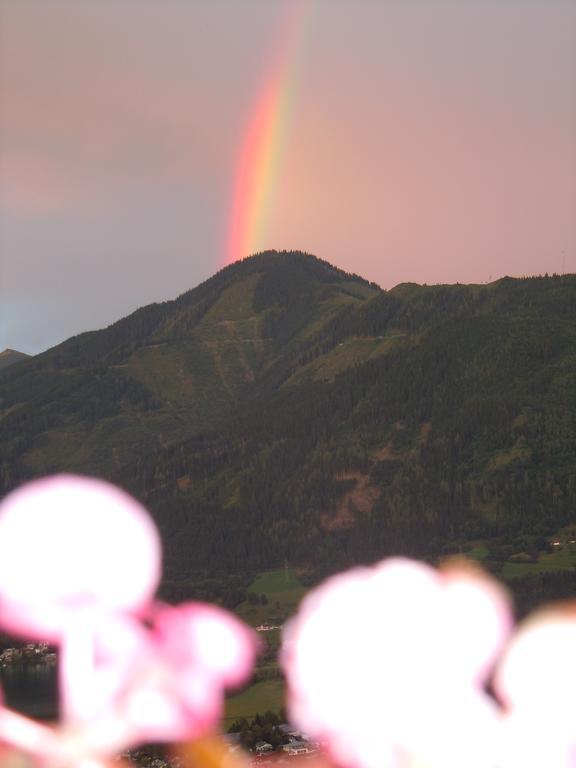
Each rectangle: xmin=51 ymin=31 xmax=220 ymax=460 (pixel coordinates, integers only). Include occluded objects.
xmin=1 ymin=252 xmax=575 ymax=579
xmin=0 ymin=252 xmax=376 ymax=485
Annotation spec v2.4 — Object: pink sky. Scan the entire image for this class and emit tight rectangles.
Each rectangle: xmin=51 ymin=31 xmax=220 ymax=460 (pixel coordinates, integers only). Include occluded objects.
xmin=1 ymin=0 xmax=575 ymax=353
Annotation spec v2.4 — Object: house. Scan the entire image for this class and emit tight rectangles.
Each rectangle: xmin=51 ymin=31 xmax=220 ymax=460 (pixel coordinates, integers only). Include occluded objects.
xmin=278 ymin=724 xmax=300 ymax=739
xmin=254 ymin=742 xmax=273 ymax=755
xmin=282 ymin=741 xmax=313 ymax=756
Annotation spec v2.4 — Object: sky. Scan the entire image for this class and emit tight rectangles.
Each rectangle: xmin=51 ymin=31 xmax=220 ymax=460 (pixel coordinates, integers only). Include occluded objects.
xmin=1 ymin=0 xmax=575 ymax=355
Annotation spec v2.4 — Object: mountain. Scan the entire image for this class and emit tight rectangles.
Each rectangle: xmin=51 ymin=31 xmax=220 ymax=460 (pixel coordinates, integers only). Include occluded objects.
xmin=0 ymin=349 xmax=31 ymax=371
xmin=0 ymin=252 xmax=377 ymax=480
xmin=1 ymin=251 xmax=575 ymax=582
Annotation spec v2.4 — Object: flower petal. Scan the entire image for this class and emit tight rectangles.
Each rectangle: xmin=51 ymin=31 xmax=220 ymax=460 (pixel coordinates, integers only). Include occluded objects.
xmin=0 ymin=476 xmax=161 ymax=640
xmin=494 ymin=605 xmax=576 ymax=768
xmin=282 ymin=557 xmax=509 ymax=768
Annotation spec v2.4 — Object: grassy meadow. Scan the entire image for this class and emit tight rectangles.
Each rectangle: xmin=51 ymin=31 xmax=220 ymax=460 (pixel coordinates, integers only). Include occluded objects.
xmin=235 ymin=569 xmax=308 ymax=628
xmin=465 ymin=536 xmax=576 ymax=579
xmin=224 ymin=678 xmax=285 ymax=723
xmin=225 ymin=569 xmax=308 ymax=722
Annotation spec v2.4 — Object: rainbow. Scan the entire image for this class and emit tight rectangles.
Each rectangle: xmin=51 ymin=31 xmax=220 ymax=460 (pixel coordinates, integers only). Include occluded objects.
xmin=224 ymin=0 xmax=312 ymax=267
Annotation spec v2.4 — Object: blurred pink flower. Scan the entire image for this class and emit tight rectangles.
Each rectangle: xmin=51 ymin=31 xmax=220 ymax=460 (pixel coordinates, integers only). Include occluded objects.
xmin=6 ymin=474 xmax=576 ymax=768
xmin=0 ymin=475 xmax=161 ymax=642
xmin=494 ymin=605 xmax=576 ymax=768
xmin=282 ymin=557 xmax=511 ymax=768
xmin=75 ymin=603 xmax=257 ymax=750
xmin=0 ymin=475 xmax=257 ymax=766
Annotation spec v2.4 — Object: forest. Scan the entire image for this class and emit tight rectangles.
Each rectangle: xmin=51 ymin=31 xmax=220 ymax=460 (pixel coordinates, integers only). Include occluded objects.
xmin=1 ymin=251 xmax=575 ymax=598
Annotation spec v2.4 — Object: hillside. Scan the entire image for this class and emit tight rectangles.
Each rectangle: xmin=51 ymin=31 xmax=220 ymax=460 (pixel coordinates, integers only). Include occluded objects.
xmin=0 ymin=252 xmax=377 ymax=483
xmin=0 ymin=350 xmax=30 ymax=371
xmin=1 ymin=252 xmax=575 ymax=583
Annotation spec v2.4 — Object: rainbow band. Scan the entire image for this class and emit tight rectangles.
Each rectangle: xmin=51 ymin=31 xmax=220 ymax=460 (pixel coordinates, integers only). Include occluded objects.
xmin=225 ymin=0 xmax=312 ymax=266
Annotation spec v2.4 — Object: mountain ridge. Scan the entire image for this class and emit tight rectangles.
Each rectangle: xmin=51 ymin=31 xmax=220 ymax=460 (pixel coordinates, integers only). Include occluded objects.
xmin=1 ymin=251 xmax=575 ymax=580
xmin=0 ymin=251 xmax=380 ymax=478
xmin=0 ymin=349 xmax=31 ymax=371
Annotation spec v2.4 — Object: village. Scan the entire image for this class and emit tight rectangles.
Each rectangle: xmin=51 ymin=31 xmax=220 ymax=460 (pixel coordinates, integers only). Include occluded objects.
xmin=120 ymin=725 xmax=321 ymax=768
xmin=224 ymin=722 xmax=321 ymax=761
xmin=0 ymin=643 xmax=57 ymax=667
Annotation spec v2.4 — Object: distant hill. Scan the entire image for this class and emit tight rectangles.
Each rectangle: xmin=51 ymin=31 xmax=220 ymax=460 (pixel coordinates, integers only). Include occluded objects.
xmin=1 ymin=251 xmax=575 ymax=579
xmin=0 ymin=349 xmax=31 ymax=371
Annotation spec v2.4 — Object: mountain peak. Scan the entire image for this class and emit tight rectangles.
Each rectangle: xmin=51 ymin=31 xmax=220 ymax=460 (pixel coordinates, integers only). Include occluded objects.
xmin=210 ymin=250 xmax=380 ymax=291
xmin=0 ymin=349 xmax=31 ymax=370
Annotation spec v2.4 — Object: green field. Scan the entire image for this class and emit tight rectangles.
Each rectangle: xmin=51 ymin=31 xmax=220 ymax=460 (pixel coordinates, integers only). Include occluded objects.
xmin=224 ymin=678 xmax=285 ymax=723
xmin=501 ymin=545 xmax=576 ymax=579
xmin=224 ymin=570 xmax=307 ymax=723
xmin=466 ymin=545 xmax=489 ymax=561
xmin=235 ymin=569 xmax=308 ymax=627
xmin=463 ymin=539 xmax=576 ymax=580
xmin=248 ymin=570 xmax=303 ymax=593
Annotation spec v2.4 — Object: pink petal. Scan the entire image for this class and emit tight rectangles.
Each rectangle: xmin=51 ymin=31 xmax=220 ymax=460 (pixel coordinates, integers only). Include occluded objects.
xmin=116 ymin=663 xmax=221 ymax=745
xmin=74 ymin=604 xmax=256 ymax=748
xmin=494 ymin=606 xmax=576 ymax=767
xmin=105 ymin=603 xmax=258 ymax=745
xmin=60 ymin=613 xmax=149 ymax=727
xmin=0 ymin=475 xmax=161 ymax=640
xmin=438 ymin=560 xmax=512 ymax=685
xmin=495 ymin=607 xmax=576 ymax=710
xmin=58 ymin=614 xmax=194 ymax=750
xmin=282 ymin=557 xmax=510 ymax=768
xmin=0 ymin=476 xmax=259 ymax=756
xmin=154 ymin=603 xmax=257 ymax=687
xmin=0 ymin=704 xmax=61 ymax=760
